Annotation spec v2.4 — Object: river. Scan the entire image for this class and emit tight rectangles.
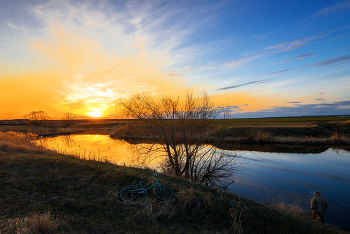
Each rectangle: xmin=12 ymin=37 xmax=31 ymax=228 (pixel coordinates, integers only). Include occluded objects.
xmin=38 ymin=134 xmax=350 ymax=230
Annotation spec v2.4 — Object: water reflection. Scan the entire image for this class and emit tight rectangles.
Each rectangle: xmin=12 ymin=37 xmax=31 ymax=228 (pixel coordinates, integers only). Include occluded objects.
xmin=215 ymin=142 xmax=350 ymax=154
xmin=38 ymin=134 xmax=350 ymax=230
xmin=231 ymin=149 xmax=350 ymax=230
xmin=38 ymin=134 xmax=162 ymax=167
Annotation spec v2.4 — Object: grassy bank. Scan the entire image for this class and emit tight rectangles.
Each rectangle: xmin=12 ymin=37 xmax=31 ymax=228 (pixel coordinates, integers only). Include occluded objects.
xmin=2 ymin=117 xmax=350 ymax=145
xmin=0 ymin=149 xmax=347 ymax=234
xmin=110 ymin=118 xmax=350 ymax=145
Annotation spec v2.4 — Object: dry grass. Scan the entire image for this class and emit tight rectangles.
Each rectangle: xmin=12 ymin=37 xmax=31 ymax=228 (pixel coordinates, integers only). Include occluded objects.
xmin=263 ymin=199 xmax=310 ymax=220
xmin=276 ymin=133 xmax=350 ymax=145
xmin=0 ymin=131 xmax=51 ymax=153
xmin=110 ymin=123 xmax=152 ymax=139
xmin=0 ymin=131 xmax=118 ymax=164
xmin=1 ymin=149 xmax=347 ymax=234
xmin=4 ymin=212 xmax=70 ymax=234
xmin=111 ymin=119 xmax=350 ymax=145
xmin=229 ymin=201 xmax=246 ymax=234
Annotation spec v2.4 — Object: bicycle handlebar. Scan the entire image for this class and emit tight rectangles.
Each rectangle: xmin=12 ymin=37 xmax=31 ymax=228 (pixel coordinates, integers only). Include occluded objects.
xmin=153 ymin=169 xmax=157 ymax=177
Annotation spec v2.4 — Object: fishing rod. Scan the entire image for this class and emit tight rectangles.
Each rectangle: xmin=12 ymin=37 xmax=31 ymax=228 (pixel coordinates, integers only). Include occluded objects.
xmin=292 ymin=175 xmax=315 ymax=196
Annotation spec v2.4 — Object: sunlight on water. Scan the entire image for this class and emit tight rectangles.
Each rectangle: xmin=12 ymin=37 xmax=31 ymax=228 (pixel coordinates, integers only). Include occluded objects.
xmin=37 ymin=134 xmax=161 ymax=167
xmin=38 ymin=134 xmax=350 ymax=229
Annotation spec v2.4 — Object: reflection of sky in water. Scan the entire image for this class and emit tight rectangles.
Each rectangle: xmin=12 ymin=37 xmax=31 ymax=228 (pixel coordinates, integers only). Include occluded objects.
xmin=40 ymin=135 xmax=350 ymax=229
xmin=231 ymin=149 xmax=350 ymax=230
xmin=38 ymin=134 xmax=162 ymax=167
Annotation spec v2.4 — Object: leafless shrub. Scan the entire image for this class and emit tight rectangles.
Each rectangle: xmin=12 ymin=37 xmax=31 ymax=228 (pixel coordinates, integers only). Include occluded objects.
xmin=23 ymin=110 xmax=50 ymax=126
xmin=62 ymin=112 xmax=76 ymax=128
xmin=117 ymin=90 xmax=238 ymax=186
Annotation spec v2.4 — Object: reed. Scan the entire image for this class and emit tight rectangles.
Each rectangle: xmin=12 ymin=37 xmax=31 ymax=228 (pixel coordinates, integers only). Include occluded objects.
xmin=0 ymin=131 xmax=119 ymax=165
xmin=263 ymin=199 xmax=310 ymax=220
xmin=0 ymin=131 xmax=51 ymax=153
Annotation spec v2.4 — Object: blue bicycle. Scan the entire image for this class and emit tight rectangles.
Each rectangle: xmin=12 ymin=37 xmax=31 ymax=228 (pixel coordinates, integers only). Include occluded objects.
xmin=119 ymin=169 xmax=174 ymax=201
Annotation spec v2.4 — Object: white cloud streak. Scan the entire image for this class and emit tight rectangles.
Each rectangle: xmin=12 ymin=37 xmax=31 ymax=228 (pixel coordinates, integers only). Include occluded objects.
xmin=313 ymin=0 xmax=350 ymax=17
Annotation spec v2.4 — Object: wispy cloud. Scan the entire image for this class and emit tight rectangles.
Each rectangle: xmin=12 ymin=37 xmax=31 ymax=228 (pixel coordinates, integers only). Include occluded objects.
xmin=253 ymin=54 xmax=350 ymax=78
xmin=322 ymin=32 xmax=350 ymax=42
xmin=265 ymin=32 xmax=329 ymax=52
xmin=252 ymin=32 xmax=271 ymax=40
xmin=216 ymin=54 xmax=350 ymax=92
xmin=313 ymin=0 xmax=350 ymax=17
xmin=234 ymin=101 xmax=350 ymax=118
xmin=224 ymin=53 xmax=266 ymax=68
xmin=277 ymin=53 xmax=317 ymax=64
xmin=216 ymin=78 xmax=276 ymax=91
xmin=310 ymin=54 xmax=350 ymax=67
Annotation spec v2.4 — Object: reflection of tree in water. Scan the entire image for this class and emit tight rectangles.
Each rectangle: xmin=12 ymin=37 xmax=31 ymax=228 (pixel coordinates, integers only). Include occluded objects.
xmin=128 ymin=142 xmax=240 ymax=188
xmin=118 ymin=91 xmax=241 ymax=189
xmin=61 ymin=135 xmax=75 ymax=148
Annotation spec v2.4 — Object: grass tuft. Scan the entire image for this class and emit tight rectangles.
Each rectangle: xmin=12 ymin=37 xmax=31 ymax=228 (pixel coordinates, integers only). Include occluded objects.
xmin=263 ymin=199 xmax=310 ymax=220
xmin=4 ymin=212 xmax=70 ymax=234
xmin=0 ymin=131 xmax=51 ymax=153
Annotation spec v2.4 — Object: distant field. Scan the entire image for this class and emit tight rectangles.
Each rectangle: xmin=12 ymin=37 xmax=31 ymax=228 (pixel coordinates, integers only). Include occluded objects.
xmin=1 ymin=117 xmax=350 ymax=143
xmin=212 ymin=116 xmax=350 ymax=123
xmin=208 ymin=116 xmax=350 ymax=128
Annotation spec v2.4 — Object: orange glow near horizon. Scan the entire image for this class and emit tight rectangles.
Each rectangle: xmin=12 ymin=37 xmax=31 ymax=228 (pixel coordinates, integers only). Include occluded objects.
xmin=0 ymin=23 xmax=185 ymax=120
xmin=0 ymin=6 xmax=317 ymax=121
xmin=87 ymin=110 xmax=103 ymax=118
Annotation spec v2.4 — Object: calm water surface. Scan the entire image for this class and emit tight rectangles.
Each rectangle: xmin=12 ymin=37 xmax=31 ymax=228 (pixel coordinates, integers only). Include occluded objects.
xmin=40 ymin=134 xmax=350 ymax=230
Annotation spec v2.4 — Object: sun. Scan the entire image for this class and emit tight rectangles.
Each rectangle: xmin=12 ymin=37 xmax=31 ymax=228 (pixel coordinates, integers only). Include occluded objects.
xmin=87 ymin=110 xmax=103 ymax=118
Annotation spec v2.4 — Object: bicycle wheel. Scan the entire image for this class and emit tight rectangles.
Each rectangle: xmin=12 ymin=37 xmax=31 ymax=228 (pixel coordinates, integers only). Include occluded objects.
xmin=153 ymin=185 xmax=173 ymax=201
xmin=119 ymin=186 xmax=138 ymax=201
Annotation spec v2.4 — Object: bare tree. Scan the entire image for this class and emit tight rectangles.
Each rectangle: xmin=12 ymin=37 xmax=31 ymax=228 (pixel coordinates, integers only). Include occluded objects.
xmin=62 ymin=112 xmax=76 ymax=128
xmin=118 ymin=90 xmax=237 ymax=186
xmin=221 ymin=105 xmax=234 ymax=119
xmin=23 ymin=110 xmax=50 ymax=126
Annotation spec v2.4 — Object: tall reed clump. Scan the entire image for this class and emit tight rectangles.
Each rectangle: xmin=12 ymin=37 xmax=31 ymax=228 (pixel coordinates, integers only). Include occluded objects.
xmin=277 ymin=133 xmax=350 ymax=145
xmin=4 ymin=212 xmax=69 ymax=234
xmin=263 ymin=199 xmax=310 ymax=220
xmin=125 ymin=187 xmax=238 ymax=232
xmin=229 ymin=200 xmax=246 ymax=234
xmin=0 ymin=131 xmax=51 ymax=153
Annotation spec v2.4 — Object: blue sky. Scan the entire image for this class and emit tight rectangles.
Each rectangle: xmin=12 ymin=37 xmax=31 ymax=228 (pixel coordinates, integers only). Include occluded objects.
xmin=0 ymin=0 xmax=349 ymax=119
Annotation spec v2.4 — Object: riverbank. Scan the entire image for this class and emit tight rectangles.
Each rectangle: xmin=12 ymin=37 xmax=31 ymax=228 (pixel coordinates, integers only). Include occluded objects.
xmin=1 ymin=117 xmax=350 ymax=145
xmin=0 ymin=148 xmax=347 ymax=234
xmin=110 ymin=117 xmax=350 ymax=145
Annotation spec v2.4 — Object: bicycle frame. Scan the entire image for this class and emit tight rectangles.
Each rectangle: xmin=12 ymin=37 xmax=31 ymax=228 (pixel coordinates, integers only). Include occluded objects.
xmin=133 ymin=170 xmax=162 ymax=194
xmin=119 ymin=169 xmax=173 ymax=201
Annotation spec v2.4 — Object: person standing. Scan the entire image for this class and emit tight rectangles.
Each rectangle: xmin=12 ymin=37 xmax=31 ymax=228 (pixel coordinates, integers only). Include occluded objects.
xmin=311 ymin=190 xmax=328 ymax=224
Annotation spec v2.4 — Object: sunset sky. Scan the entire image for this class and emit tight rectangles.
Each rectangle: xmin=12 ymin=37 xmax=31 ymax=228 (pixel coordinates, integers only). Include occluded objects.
xmin=1 ymin=0 xmax=350 ymax=119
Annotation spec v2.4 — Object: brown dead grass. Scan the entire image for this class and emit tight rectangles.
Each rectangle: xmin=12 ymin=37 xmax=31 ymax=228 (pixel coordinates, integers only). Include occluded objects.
xmin=0 ymin=149 xmax=347 ymax=234
xmin=0 ymin=131 xmax=51 ymax=153
xmin=275 ymin=133 xmax=350 ymax=145
xmin=4 ymin=212 xmax=70 ymax=234
xmin=263 ymin=199 xmax=310 ymax=220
